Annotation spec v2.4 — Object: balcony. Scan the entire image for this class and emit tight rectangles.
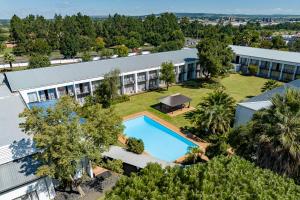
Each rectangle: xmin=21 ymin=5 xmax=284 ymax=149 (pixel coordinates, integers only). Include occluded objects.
xmin=137 ymin=76 xmax=146 ymax=82
xmin=149 ymin=74 xmax=158 ymax=80
xmin=124 ymin=79 xmax=135 ymax=85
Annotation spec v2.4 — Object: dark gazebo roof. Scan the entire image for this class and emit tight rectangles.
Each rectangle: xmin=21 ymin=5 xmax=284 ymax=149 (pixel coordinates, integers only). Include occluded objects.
xmin=159 ymin=93 xmax=192 ymax=107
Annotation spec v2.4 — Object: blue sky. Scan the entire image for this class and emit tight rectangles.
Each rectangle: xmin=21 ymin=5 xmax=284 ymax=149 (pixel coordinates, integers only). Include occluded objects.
xmin=1 ymin=0 xmax=300 ymax=18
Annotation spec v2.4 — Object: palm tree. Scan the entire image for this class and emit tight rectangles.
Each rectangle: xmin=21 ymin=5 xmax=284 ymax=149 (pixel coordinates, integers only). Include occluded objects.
xmin=191 ymin=89 xmax=235 ymax=135
xmin=252 ymin=89 xmax=300 ymax=180
xmin=187 ymin=146 xmax=204 ymax=164
xmin=261 ymin=80 xmax=279 ymax=92
xmin=3 ymin=52 xmax=16 ymax=69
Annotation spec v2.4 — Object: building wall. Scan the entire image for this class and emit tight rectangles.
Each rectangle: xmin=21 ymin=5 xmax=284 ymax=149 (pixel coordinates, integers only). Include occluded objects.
xmin=234 ymin=105 xmax=256 ymax=127
xmin=234 ymin=54 xmax=300 ymax=82
xmin=0 ymin=177 xmax=55 ymax=200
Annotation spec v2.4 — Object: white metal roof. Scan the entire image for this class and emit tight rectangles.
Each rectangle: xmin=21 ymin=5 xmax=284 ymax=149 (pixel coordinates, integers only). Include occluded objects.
xmin=5 ymin=48 xmax=198 ymax=92
xmin=238 ymin=101 xmax=272 ymax=111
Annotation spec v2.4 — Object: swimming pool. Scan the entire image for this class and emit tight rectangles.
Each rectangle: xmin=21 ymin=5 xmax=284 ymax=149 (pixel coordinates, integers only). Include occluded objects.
xmin=123 ymin=115 xmax=197 ymax=162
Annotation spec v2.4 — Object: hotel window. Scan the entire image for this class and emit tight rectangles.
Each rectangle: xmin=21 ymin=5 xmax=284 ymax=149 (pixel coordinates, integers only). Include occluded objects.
xmin=39 ymin=88 xmax=57 ymax=101
xmin=27 ymin=92 xmax=38 ymax=103
xmin=92 ymin=80 xmax=101 ymax=92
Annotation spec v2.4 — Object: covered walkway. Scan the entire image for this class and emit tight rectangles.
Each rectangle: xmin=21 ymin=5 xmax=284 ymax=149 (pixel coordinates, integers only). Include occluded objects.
xmin=102 ymin=146 xmax=177 ymax=169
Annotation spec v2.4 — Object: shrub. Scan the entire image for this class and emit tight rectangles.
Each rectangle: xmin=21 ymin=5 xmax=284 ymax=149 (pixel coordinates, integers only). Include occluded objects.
xmin=82 ymin=51 xmax=92 ymax=62
xmin=102 ymin=159 xmax=124 ymax=174
xmin=248 ymin=64 xmax=258 ymax=75
xmin=126 ymin=137 xmax=144 ymax=154
xmin=28 ymin=55 xmax=51 ymax=69
xmin=112 ymin=95 xmax=130 ymax=104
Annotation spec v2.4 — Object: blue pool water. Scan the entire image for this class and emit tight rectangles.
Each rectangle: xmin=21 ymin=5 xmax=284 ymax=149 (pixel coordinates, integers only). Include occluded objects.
xmin=123 ymin=115 xmax=197 ymax=162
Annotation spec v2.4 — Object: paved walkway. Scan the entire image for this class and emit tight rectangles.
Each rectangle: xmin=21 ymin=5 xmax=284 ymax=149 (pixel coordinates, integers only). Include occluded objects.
xmin=103 ymin=146 xmax=177 ymax=169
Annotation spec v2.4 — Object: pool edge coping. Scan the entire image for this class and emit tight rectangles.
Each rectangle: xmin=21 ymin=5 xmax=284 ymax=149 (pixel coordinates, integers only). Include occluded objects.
xmin=122 ymin=111 xmax=209 ymax=163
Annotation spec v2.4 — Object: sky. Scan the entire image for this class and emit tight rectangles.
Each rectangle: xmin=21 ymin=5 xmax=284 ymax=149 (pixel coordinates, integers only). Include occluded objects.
xmin=1 ymin=0 xmax=300 ymax=19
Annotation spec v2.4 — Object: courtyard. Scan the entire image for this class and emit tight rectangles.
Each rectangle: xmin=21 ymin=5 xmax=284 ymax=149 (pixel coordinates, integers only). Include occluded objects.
xmin=113 ymin=74 xmax=269 ymax=128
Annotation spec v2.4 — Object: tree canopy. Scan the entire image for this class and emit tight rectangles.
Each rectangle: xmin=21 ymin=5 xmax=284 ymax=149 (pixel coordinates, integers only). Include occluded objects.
xmin=191 ymin=90 xmax=236 ymax=135
xmin=19 ymin=96 xmax=123 ymax=194
xmin=229 ymin=88 xmax=300 ymax=182
xmin=105 ymin=156 xmax=300 ymax=200
xmin=160 ymin=62 xmax=176 ymax=90
xmin=196 ymin=38 xmax=233 ymax=79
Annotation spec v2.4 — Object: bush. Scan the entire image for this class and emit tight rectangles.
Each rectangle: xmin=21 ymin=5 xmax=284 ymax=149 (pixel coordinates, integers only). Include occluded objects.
xmin=102 ymin=159 xmax=124 ymax=174
xmin=248 ymin=64 xmax=258 ymax=75
xmin=112 ymin=95 xmax=130 ymax=105
xmin=114 ymin=45 xmax=128 ymax=57
xmin=82 ymin=51 xmax=92 ymax=62
xmin=28 ymin=55 xmax=51 ymax=69
xmin=101 ymin=48 xmax=114 ymax=58
xmin=126 ymin=137 xmax=144 ymax=154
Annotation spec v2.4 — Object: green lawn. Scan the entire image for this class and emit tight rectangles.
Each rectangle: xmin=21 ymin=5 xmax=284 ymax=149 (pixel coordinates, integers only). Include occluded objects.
xmin=113 ymin=74 xmax=269 ymax=128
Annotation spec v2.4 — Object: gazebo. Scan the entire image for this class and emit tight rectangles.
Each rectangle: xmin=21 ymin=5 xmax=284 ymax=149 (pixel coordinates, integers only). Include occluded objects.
xmin=159 ymin=93 xmax=192 ymax=114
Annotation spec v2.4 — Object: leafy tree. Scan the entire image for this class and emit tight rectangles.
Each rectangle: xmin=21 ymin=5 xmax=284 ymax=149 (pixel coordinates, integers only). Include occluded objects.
xmin=60 ymin=34 xmax=79 ymax=58
xmin=126 ymin=137 xmax=144 ymax=154
xmin=81 ymin=51 xmax=92 ymax=62
xmin=197 ymin=38 xmax=233 ymax=79
xmin=93 ymin=69 xmax=121 ymax=108
xmin=3 ymin=52 xmax=16 ymax=69
xmin=105 ymin=156 xmax=300 ymax=200
xmin=289 ymin=38 xmax=300 ymax=52
xmin=248 ymin=64 xmax=258 ymax=75
xmin=145 ymin=32 xmax=162 ymax=46
xmin=260 ymin=39 xmax=273 ymax=49
xmin=95 ymin=37 xmax=105 ymax=52
xmin=28 ymin=38 xmax=51 ymax=55
xmin=160 ymin=62 xmax=176 ymax=90
xmin=126 ymin=38 xmax=140 ymax=49
xmin=191 ymin=90 xmax=235 ymax=135
xmin=229 ymin=89 xmax=300 ymax=182
xmin=78 ymin=35 xmax=93 ymax=52
xmin=261 ymin=79 xmax=280 ymax=92
xmin=170 ymin=30 xmax=185 ymax=43
xmin=19 ymin=96 xmax=123 ymax=196
xmin=28 ymin=54 xmax=51 ymax=69
xmin=114 ymin=45 xmax=128 ymax=57
xmin=157 ymin=40 xmax=184 ymax=52
xmin=272 ymin=35 xmax=286 ymax=49
xmin=102 ymin=159 xmax=124 ymax=174
xmin=101 ymin=48 xmax=114 ymax=58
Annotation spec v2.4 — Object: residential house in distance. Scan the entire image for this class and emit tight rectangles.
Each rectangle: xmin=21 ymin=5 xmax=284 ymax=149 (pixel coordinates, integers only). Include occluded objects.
xmin=231 ymin=45 xmax=300 ymax=82
xmin=234 ymin=79 xmax=300 ymax=126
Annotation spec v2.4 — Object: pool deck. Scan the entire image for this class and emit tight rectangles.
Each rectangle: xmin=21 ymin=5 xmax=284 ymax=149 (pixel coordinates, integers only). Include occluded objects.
xmin=122 ymin=111 xmax=209 ymax=162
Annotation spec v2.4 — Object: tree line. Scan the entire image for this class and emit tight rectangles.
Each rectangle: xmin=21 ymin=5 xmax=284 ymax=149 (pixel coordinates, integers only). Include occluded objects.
xmin=9 ymin=13 xmax=185 ymax=58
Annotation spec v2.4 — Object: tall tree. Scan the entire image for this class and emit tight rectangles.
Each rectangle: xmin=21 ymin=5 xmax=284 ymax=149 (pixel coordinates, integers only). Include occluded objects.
xmin=229 ymin=89 xmax=300 ymax=182
xmin=191 ymin=90 xmax=235 ymax=135
xmin=90 ymin=69 xmax=121 ymax=108
xmin=197 ymin=38 xmax=233 ymax=79
xmin=60 ymin=33 xmax=79 ymax=58
xmin=19 ymin=96 xmax=123 ymax=196
xmin=160 ymin=62 xmax=176 ymax=90
xmin=3 ymin=52 xmax=16 ymax=69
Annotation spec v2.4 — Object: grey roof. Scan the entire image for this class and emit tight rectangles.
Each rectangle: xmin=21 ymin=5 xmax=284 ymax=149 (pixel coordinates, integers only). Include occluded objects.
xmin=0 ymin=155 xmax=40 ymax=194
xmin=230 ymin=45 xmax=300 ymax=64
xmin=159 ymin=93 xmax=192 ymax=107
xmin=0 ymin=84 xmax=30 ymax=147
xmin=103 ymin=146 xmax=176 ymax=169
xmin=5 ymin=49 xmax=198 ymax=92
xmin=238 ymin=101 xmax=273 ymax=111
xmin=245 ymin=79 xmax=300 ymax=103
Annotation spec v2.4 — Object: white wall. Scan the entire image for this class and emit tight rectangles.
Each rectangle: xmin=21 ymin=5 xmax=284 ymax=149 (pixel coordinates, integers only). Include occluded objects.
xmin=234 ymin=105 xmax=256 ymax=127
xmin=0 ymin=177 xmax=55 ymax=200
